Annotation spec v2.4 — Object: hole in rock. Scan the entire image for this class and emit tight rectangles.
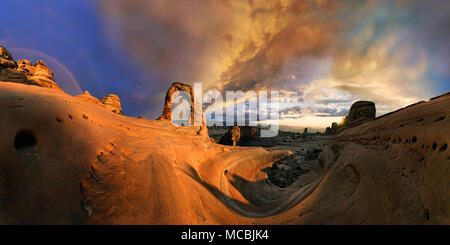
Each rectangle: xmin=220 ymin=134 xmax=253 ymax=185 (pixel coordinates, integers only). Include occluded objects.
xmin=439 ymin=143 xmax=447 ymax=152
xmin=412 ymin=136 xmax=417 ymax=143
xmin=432 ymin=142 xmax=437 ymax=150
xmin=14 ymin=129 xmax=37 ymax=150
xmin=435 ymin=116 xmax=445 ymax=122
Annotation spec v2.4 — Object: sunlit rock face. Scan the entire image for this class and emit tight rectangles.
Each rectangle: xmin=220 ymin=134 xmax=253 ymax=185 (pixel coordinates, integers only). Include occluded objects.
xmin=0 ymin=46 xmax=17 ymax=69
xmin=100 ymin=94 xmax=123 ymax=115
xmin=1 ymin=46 xmax=125 ymax=116
xmin=158 ymin=82 xmax=195 ymax=122
xmin=75 ymin=91 xmax=124 ymax=115
xmin=76 ymin=90 xmax=101 ymax=104
xmin=158 ymin=81 xmax=208 ymax=136
xmin=0 ymin=46 xmax=62 ymax=91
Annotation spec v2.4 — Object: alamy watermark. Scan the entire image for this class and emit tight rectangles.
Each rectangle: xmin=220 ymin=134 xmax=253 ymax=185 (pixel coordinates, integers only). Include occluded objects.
xmin=170 ymin=82 xmax=279 ymax=137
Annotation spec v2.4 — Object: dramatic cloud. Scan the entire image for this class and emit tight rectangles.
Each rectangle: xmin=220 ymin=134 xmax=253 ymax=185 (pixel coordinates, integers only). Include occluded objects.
xmin=99 ymin=0 xmax=340 ymax=89
xmin=281 ymin=106 xmax=302 ymax=117
xmin=98 ymin=0 xmax=449 ymax=125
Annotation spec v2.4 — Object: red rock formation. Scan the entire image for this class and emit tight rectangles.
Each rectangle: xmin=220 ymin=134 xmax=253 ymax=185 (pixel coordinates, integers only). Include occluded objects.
xmin=0 ymin=46 xmax=62 ymax=91
xmin=219 ymin=126 xmax=260 ymax=146
xmin=76 ymin=91 xmax=124 ymax=115
xmin=76 ymin=90 xmax=101 ymax=104
xmin=343 ymin=101 xmax=376 ymax=127
xmin=219 ymin=126 xmax=241 ymax=146
xmin=158 ymin=82 xmax=195 ymax=123
xmin=158 ymin=82 xmax=208 ymax=136
xmin=100 ymin=94 xmax=123 ymax=115
xmin=0 ymin=46 xmax=17 ymax=69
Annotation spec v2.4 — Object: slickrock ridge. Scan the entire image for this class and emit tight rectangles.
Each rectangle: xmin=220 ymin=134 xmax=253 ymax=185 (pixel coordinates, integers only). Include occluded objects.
xmin=0 ymin=75 xmax=448 ymax=224
xmin=0 ymin=46 xmax=62 ymax=91
xmin=76 ymin=90 xmax=101 ymax=103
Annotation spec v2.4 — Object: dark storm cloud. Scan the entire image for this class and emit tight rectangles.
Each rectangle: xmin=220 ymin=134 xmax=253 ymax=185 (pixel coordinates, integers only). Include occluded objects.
xmin=97 ymin=0 xmax=449 ymax=120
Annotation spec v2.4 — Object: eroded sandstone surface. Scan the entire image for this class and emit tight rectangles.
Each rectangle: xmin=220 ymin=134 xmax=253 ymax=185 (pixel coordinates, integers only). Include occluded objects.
xmin=76 ymin=91 xmax=124 ymax=115
xmin=0 ymin=46 xmax=449 ymax=224
xmin=0 ymin=46 xmax=62 ymax=90
xmin=100 ymin=94 xmax=123 ymax=115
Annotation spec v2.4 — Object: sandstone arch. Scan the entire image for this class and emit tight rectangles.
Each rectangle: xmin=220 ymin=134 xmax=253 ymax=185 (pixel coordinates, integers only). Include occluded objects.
xmin=158 ymin=82 xmax=195 ymax=125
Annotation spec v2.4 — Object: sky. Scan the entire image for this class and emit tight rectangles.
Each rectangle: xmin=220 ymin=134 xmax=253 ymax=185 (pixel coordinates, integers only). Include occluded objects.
xmin=0 ymin=0 xmax=448 ymax=129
